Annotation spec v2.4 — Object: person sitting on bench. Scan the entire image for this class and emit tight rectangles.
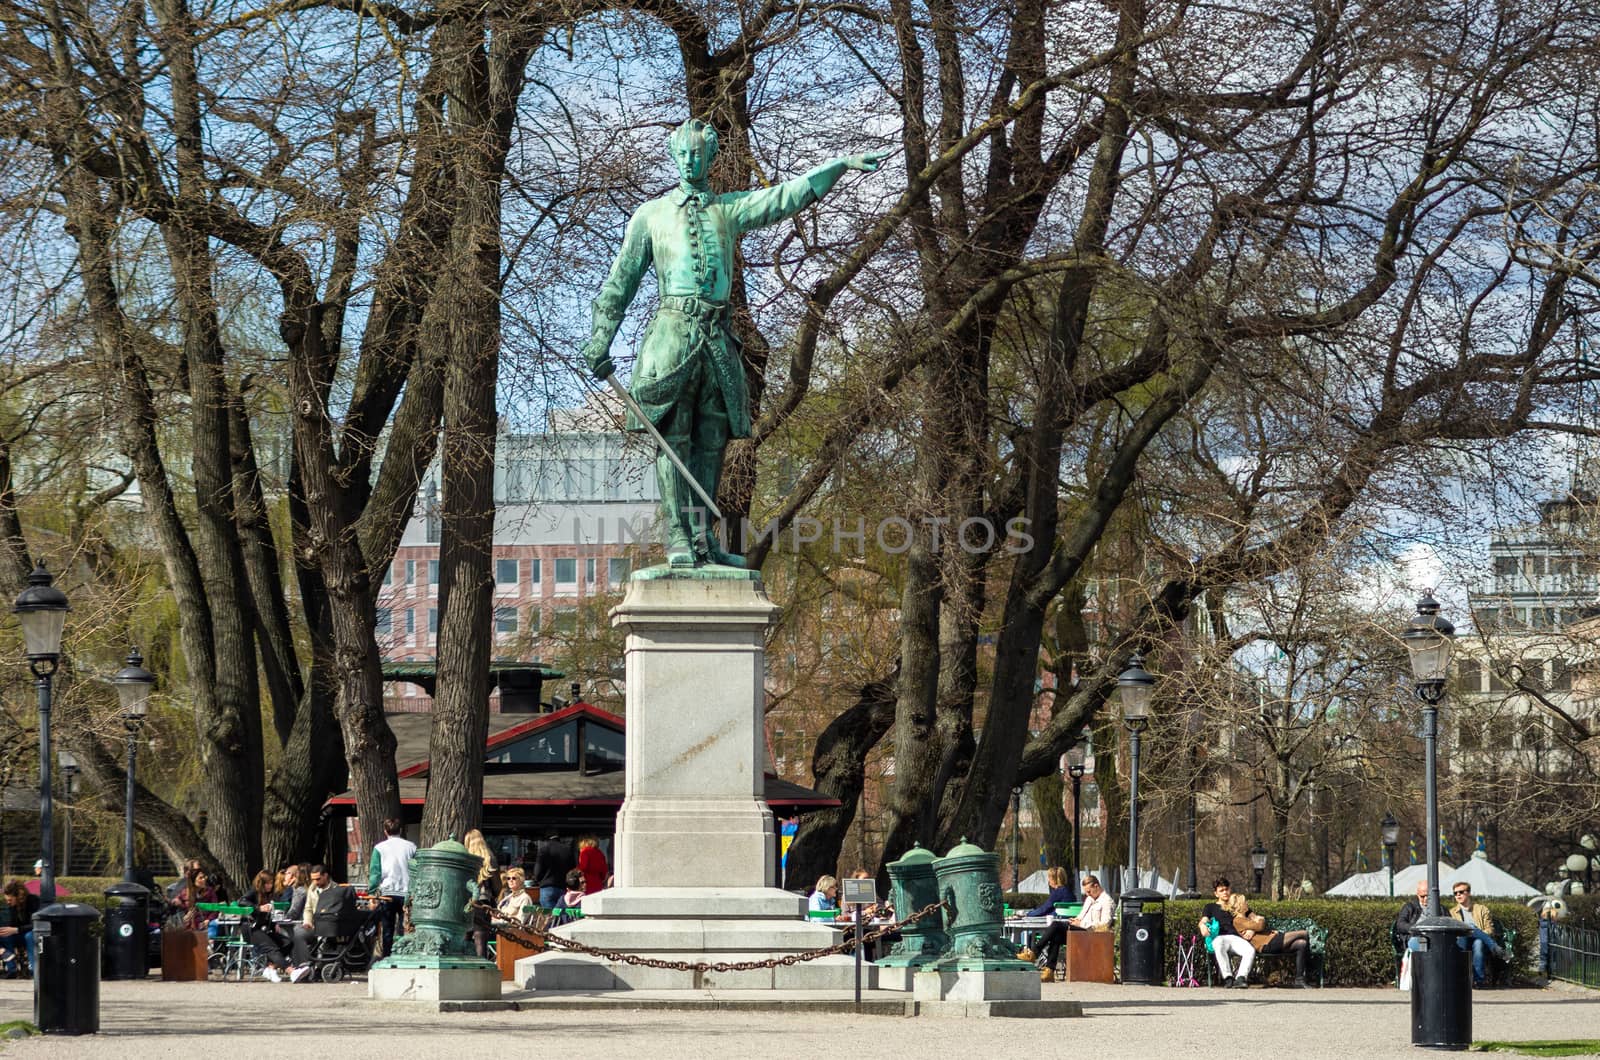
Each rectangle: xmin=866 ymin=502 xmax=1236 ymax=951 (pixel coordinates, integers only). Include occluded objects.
xmin=1019 ymin=873 xmax=1112 ymax=981
xmin=1217 ymin=878 xmax=1312 ymax=988
xmin=1449 ymin=882 xmax=1508 ymax=988
xmin=1201 ymin=876 xmax=1254 ymax=988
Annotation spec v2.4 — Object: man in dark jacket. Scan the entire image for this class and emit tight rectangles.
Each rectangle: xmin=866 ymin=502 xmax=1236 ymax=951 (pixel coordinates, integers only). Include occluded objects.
xmin=1394 ymin=878 xmax=1428 ymax=952
xmin=531 ymin=835 xmax=575 ymax=909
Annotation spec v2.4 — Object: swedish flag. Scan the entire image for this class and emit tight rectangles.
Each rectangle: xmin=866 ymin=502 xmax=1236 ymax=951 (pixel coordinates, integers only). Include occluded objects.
xmin=1409 ymin=836 xmax=1419 ymax=865
xmin=1358 ymin=846 xmax=1370 ymax=871
xmin=1475 ymin=827 xmax=1487 ymax=854
xmin=1439 ymin=827 xmax=1452 ymax=861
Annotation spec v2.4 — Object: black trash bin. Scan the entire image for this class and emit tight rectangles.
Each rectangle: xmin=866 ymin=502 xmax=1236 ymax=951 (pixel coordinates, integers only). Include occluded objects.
xmin=1410 ymin=916 xmax=1473 ymax=1049
xmin=1119 ymin=887 xmax=1165 ymax=985
xmin=103 ymin=882 xmax=151 ymax=981
xmin=33 ymin=902 xmax=102 ymax=1035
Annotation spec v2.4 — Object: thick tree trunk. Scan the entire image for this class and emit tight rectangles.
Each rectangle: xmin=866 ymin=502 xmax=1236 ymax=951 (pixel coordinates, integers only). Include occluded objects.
xmin=784 ymin=674 xmax=896 ymax=891
xmin=420 ymin=18 xmax=529 ymax=844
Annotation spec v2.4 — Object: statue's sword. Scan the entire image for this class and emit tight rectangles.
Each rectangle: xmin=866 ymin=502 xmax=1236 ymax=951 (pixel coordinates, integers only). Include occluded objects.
xmin=601 ymin=371 xmax=723 ymax=522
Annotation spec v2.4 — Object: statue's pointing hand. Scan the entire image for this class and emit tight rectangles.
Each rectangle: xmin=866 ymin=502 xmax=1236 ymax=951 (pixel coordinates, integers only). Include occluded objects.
xmin=845 ymin=149 xmax=891 ymax=172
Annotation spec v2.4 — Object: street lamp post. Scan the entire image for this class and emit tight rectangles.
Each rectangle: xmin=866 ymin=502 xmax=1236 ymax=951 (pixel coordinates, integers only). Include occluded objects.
xmin=1401 ymin=591 xmax=1472 ymax=1048
xmin=1067 ymin=739 xmax=1087 ymax=899
xmin=1250 ymin=837 xmax=1268 ymax=894
xmin=1119 ymin=653 xmax=1155 ymax=884
xmin=113 ymin=648 xmax=155 ymax=880
xmin=1382 ymin=811 xmax=1400 ymax=898
xmin=1010 ymin=786 xmax=1023 ymax=889
xmin=57 ymin=751 xmax=78 ymax=878
xmin=14 ymin=563 xmax=69 ymax=907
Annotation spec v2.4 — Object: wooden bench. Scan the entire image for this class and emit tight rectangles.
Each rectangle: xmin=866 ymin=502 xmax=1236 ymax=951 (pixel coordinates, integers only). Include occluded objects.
xmin=1204 ymin=917 xmax=1327 ymax=987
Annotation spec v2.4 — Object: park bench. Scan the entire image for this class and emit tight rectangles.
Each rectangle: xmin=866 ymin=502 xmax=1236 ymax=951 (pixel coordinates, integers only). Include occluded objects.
xmin=1205 ymin=916 xmax=1328 ymax=987
xmin=1392 ymin=925 xmax=1518 ymax=987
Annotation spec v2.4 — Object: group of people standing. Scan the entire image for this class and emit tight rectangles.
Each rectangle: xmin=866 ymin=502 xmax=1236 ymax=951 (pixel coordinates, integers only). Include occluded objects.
xmin=463 ymin=830 xmax=611 ymax=958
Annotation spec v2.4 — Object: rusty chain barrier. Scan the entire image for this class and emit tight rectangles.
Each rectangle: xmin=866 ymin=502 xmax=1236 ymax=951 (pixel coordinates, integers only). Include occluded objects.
xmin=485 ymin=899 xmax=947 ymax=974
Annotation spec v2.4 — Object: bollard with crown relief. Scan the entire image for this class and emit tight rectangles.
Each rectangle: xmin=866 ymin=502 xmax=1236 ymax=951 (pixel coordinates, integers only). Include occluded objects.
xmin=913 ymin=837 xmax=1039 ymax=1004
xmin=369 ymin=835 xmax=500 ymax=1001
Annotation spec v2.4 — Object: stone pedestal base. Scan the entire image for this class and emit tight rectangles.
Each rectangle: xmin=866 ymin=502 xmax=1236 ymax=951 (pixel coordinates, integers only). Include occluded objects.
xmin=369 ymin=964 xmax=501 ymax=1002
xmin=914 ymin=967 xmax=1041 ymax=1002
xmin=517 ymin=886 xmax=872 ymax=992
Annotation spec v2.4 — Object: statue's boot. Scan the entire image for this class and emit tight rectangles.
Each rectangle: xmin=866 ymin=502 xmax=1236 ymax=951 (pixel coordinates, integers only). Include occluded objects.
xmin=655 ymin=443 xmax=696 ymax=568
xmin=688 ymin=448 xmax=745 ymax=568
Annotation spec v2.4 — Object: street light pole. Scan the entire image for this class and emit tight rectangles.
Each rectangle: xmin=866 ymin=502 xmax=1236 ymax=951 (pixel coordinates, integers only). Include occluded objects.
xmin=1118 ymin=654 xmax=1155 ymax=886
xmin=1251 ymin=837 xmax=1268 ymax=894
xmin=1382 ymin=811 xmax=1400 ymax=899
xmin=1067 ymin=741 xmax=1087 ymax=900
xmin=14 ymin=563 xmax=69 ymax=907
xmin=58 ymin=751 xmax=78 ymax=878
xmin=114 ymin=648 xmax=155 ymax=881
xmin=1401 ymin=591 xmax=1472 ymax=1048
xmin=1010 ymin=786 xmax=1022 ymax=889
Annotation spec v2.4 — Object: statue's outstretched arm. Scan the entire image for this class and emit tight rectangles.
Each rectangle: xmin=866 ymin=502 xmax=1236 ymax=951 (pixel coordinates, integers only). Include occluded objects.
xmin=731 ymin=150 xmax=891 ymax=233
xmin=583 ymin=209 xmax=654 ymax=379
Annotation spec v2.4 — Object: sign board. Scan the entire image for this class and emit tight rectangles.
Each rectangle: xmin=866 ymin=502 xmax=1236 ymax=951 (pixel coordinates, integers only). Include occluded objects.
xmin=841 ymin=878 xmax=877 ymax=906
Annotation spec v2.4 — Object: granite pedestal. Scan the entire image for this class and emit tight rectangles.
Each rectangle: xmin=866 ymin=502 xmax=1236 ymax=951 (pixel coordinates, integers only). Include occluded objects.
xmin=521 ymin=573 xmax=863 ymax=992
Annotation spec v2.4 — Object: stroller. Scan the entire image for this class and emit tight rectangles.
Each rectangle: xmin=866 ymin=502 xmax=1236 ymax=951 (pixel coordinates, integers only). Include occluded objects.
xmin=308 ymin=885 xmax=382 ymax=983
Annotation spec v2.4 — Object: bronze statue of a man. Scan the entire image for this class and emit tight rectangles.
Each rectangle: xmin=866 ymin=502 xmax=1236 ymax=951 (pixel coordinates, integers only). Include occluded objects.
xmin=584 ymin=119 xmax=886 ymax=568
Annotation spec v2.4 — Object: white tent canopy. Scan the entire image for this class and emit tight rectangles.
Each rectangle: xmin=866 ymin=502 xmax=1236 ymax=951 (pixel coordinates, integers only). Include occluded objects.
xmin=1326 ymin=861 xmax=1454 ymax=897
xmin=1016 ymin=869 xmax=1054 ymax=895
xmin=1442 ymin=852 xmax=1540 ymax=898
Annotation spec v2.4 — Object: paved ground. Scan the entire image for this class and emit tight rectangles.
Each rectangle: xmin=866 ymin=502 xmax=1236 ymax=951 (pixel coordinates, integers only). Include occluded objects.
xmin=1 ymin=978 xmax=1596 ymax=1058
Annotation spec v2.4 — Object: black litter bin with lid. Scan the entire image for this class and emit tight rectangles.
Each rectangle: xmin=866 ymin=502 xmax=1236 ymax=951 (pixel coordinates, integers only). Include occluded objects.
xmin=34 ymin=902 xmax=102 ymax=1035
xmin=1119 ymin=887 xmax=1165 ymax=985
xmin=102 ymin=882 xmax=151 ymax=981
xmin=1410 ymin=916 xmax=1473 ymax=1049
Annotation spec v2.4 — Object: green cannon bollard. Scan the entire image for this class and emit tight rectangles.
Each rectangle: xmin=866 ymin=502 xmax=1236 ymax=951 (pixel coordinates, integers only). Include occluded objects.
xmin=375 ymin=835 xmax=489 ymax=967
xmin=912 ymin=838 xmax=1038 ymax=1003
xmin=875 ymin=842 xmax=950 ymax=990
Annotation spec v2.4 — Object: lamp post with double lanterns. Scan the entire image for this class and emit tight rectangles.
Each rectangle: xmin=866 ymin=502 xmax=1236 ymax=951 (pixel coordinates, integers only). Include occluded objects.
xmin=1118 ymin=654 xmax=1154 ymax=881
xmin=1400 ymin=591 xmax=1472 ymax=1049
xmin=1066 ymin=738 xmax=1088 ymax=899
xmin=1250 ymin=838 xmax=1268 ymax=895
xmin=1382 ymin=812 xmax=1400 ymax=898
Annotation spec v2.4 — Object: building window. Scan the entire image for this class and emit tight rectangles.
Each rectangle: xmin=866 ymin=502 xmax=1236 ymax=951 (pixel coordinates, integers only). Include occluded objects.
xmin=405 ymin=559 xmax=417 ymax=585
xmin=376 ymin=608 xmax=392 ymax=635
xmin=530 ymin=558 xmax=542 ymax=585
xmin=496 ymin=558 xmax=520 ymax=586
xmin=405 ymin=609 xmax=416 ymax=634
xmin=555 ymin=558 xmax=577 ymax=586
xmin=608 ymin=558 xmax=630 ymax=585
xmin=552 ymin=607 xmax=578 ymax=634
xmin=495 ymin=607 xmax=519 ymax=633
xmin=1493 ymin=555 xmax=1516 ymax=575
xmin=428 ymin=559 xmax=440 ymax=586
xmin=428 ymin=608 xmax=438 ymax=634
xmin=586 ymin=558 xmax=597 ymax=584
xmin=383 ymin=565 xmax=393 ymax=586
xmin=773 ymin=728 xmax=786 ymax=772
xmin=1552 ymin=659 xmax=1573 ymax=691
xmin=1456 ymin=658 xmax=1481 ymax=693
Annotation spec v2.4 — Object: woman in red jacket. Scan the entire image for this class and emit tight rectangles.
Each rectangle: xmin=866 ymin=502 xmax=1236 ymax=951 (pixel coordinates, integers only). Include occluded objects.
xmin=577 ymin=837 xmax=608 ymax=894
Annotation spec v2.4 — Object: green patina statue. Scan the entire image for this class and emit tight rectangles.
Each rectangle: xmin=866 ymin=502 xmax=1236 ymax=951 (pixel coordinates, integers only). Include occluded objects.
xmin=583 ymin=119 xmax=887 ymax=569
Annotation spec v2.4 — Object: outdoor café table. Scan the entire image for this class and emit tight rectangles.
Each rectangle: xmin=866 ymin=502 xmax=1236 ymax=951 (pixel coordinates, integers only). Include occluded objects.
xmin=1003 ymin=916 xmax=1054 ymax=949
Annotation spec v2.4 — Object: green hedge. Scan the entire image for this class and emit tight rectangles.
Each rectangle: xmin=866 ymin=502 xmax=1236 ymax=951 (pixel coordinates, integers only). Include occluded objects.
xmin=1153 ymin=898 xmax=1538 ymax=986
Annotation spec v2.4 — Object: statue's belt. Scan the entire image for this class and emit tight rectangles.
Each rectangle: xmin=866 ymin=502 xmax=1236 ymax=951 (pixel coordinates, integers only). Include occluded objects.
xmin=660 ymin=295 xmax=729 ymax=319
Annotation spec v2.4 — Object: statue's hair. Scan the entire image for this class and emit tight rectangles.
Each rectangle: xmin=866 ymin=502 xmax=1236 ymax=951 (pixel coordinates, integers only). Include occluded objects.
xmin=670 ymin=118 xmax=720 ymax=160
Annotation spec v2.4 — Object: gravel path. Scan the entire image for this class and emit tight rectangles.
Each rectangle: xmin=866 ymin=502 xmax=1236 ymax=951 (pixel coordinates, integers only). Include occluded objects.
xmin=1 ymin=978 xmax=1595 ymax=1058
